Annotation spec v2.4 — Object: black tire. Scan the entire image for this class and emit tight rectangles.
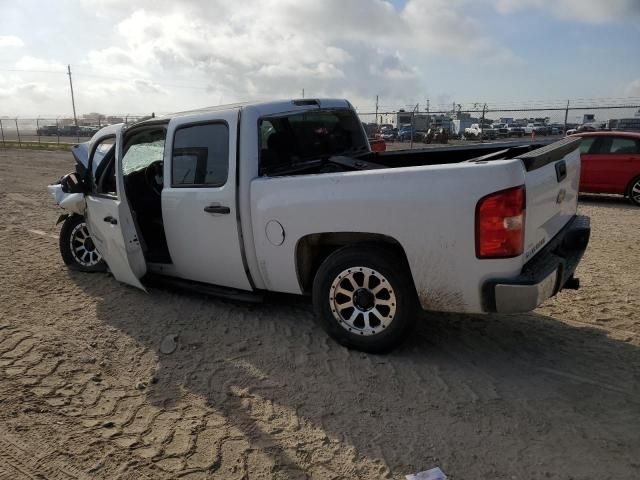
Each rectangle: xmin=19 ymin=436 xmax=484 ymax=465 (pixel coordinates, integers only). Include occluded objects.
xmin=59 ymin=215 xmax=107 ymax=272
xmin=312 ymin=245 xmax=418 ymax=354
xmin=626 ymin=176 xmax=640 ymax=207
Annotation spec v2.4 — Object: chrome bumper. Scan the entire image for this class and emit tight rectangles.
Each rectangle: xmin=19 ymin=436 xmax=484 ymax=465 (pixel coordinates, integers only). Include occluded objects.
xmin=482 ymin=215 xmax=590 ymax=314
xmin=494 ymin=268 xmax=558 ymax=313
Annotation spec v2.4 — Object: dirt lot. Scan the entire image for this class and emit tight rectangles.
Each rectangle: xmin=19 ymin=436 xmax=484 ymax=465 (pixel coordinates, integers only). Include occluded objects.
xmin=0 ymin=147 xmax=639 ymax=480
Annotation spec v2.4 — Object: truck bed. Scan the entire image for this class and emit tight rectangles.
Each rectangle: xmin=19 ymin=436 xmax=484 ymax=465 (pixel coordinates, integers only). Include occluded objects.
xmin=366 ymin=140 xmax=555 ymax=168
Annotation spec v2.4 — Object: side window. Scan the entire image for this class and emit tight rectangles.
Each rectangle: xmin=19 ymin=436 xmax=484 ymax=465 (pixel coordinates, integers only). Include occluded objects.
xmin=91 ymin=137 xmax=115 ymax=176
xmin=172 ymin=123 xmax=229 ymax=187
xmin=96 ymin=158 xmax=116 ymax=196
xmin=608 ymin=137 xmax=639 ymax=154
xmin=260 ymin=120 xmax=275 ymax=149
xmin=586 ymin=137 xmax=611 ymax=155
xmin=91 ymin=137 xmax=116 ymax=196
xmin=579 ymin=137 xmax=596 ymax=154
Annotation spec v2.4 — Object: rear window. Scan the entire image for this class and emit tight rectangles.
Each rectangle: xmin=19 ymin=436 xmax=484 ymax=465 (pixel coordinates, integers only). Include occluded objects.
xmin=259 ymin=109 xmax=367 ymax=176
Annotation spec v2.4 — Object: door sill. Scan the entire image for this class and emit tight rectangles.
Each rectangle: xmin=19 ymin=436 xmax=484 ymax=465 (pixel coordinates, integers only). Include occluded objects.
xmin=143 ymin=273 xmax=264 ymax=304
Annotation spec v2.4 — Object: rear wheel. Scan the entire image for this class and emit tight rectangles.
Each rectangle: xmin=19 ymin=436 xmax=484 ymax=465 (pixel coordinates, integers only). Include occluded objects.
xmin=312 ymin=246 xmax=418 ymax=353
xmin=59 ymin=215 xmax=107 ymax=272
xmin=627 ymin=176 xmax=640 ymax=207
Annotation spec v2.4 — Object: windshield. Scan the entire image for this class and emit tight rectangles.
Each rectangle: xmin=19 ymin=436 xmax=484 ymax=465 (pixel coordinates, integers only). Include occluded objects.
xmin=122 ymin=128 xmax=166 ymax=175
xmin=259 ymin=108 xmax=368 ymax=175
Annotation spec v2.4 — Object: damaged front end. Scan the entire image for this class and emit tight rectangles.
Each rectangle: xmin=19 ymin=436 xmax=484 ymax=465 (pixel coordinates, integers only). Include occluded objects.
xmin=47 ymin=141 xmax=93 ymax=217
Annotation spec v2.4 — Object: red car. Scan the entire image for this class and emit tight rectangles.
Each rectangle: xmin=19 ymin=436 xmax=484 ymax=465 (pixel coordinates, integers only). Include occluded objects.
xmin=572 ymin=131 xmax=640 ymax=206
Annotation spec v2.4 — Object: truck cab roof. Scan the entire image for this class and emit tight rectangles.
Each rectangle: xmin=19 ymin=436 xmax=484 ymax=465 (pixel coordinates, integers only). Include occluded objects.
xmin=137 ymin=99 xmax=354 ymax=126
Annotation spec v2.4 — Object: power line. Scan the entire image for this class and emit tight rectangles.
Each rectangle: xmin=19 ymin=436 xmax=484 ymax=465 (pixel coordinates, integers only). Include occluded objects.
xmin=0 ymin=68 xmax=212 ymax=91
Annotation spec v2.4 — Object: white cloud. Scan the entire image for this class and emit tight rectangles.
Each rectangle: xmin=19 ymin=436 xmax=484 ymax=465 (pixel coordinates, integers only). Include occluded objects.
xmin=86 ymin=46 xmax=146 ymax=78
xmin=625 ymin=79 xmax=640 ymax=97
xmin=0 ymin=82 xmax=52 ymax=102
xmin=73 ymin=0 xmax=517 ymax=112
xmin=83 ymin=78 xmax=168 ymax=97
xmin=10 ymin=0 xmax=635 ymax=116
xmin=0 ymin=35 xmax=24 ymax=48
xmin=495 ymin=0 xmax=640 ymax=23
xmin=15 ymin=56 xmax=66 ymax=72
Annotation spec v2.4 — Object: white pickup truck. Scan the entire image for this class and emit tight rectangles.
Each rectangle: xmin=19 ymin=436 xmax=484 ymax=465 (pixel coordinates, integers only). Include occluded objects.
xmin=464 ymin=123 xmax=497 ymax=140
xmin=49 ymin=99 xmax=590 ymax=353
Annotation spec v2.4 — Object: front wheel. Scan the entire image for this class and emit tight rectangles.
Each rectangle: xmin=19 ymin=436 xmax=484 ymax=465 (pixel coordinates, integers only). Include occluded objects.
xmin=59 ymin=215 xmax=107 ymax=272
xmin=628 ymin=177 xmax=640 ymax=207
xmin=312 ymin=246 xmax=418 ymax=353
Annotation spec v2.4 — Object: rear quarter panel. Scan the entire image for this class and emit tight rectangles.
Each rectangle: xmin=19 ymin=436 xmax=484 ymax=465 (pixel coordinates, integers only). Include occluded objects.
xmin=250 ymin=161 xmax=528 ymax=313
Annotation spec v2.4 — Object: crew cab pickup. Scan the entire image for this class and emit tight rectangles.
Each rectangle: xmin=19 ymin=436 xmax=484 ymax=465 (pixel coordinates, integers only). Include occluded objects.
xmin=48 ymin=99 xmax=590 ymax=353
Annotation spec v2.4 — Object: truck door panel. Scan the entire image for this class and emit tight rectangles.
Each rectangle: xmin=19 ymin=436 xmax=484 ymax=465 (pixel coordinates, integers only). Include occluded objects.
xmin=162 ymin=115 xmax=252 ymax=291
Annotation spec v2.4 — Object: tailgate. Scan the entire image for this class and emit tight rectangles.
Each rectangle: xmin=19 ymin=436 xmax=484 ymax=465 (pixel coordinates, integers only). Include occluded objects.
xmin=518 ymin=137 xmax=582 ymax=261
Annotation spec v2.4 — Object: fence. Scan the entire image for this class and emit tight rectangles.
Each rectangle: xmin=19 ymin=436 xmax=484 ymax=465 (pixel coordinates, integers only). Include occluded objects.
xmin=357 ymin=101 xmax=640 ymax=150
xmin=0 ymin=115 xmax=149 ymax=148
xmin=2 ymin=101 xmax=640 ymax=150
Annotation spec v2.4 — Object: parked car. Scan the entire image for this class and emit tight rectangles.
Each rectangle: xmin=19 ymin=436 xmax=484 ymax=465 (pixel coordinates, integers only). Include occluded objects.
xmin=37 ymin=125 xmax=59 ymax=136
xmin=567 ymin=124 xmax=597 ymax=135
xmin=425 ymin=127 xmax=449 ymax=144
xmin=77 ymin=126 xmax=97 ymax=137
xmin=571 ymin=131 xmax=640 ymax=206
xmin=524 ymin=123 xmax=548 ymax=135
xmin=398 ymin=126 xmax=423 ymax=141
xmin=549 ymin=124 xmax=565 ymax=135
xmin=48 ymin=98 xmax=590 ymax=353
xmin=506 ymin=124 xmax=525 ymax=137
xmin=465 ymin=123 xmax=497 ymax=140
xmin=491 ymin=123 xmax=510 ymax=138
xmin=379 ymin=130 xmax=396 ymax=141
xmin=57 ymin=125 xmax=84 ymax=136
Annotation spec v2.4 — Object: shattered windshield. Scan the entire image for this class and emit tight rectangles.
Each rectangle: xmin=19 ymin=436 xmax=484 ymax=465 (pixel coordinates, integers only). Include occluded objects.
xmin=122 ymin=128 xmax=166 ymax=176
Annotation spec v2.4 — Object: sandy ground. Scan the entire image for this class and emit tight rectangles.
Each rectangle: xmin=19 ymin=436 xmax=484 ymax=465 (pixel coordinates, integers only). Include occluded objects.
xmin=0 ymin=147 xmax=639 ymax=480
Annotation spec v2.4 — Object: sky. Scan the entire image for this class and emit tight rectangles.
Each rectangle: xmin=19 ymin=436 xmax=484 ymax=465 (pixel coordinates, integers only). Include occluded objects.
xmin=0 ymin=0 xmax=639 ymax=117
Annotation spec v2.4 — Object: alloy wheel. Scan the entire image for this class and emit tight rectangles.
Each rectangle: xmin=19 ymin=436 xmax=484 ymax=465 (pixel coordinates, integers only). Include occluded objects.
xmin=69 ymin=222 xmax=102 ymax=267
xmin=630 ymin=179 xmax=640 ymax=205
xmin=329 ymin=267 xmax=397 ymax=336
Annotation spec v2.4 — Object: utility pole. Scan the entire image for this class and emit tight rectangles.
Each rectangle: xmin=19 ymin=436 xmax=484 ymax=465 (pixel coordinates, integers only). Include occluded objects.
xmin=426 ymin=99 xmax=430 ymax=130
xmin=564 ymin=100 xmax=570 ymax=132
xmin=301 ymin=88 xmax=305 ymax=99
xmin=375 ymin=95 xmax=379 ymax=127
xmin=480 ymin=104 xmax=487 ymax=143
xmin=410 ymin=103 xmax=418 ymax=150
xmin=67 ymin=64 xmax=78 ymax=127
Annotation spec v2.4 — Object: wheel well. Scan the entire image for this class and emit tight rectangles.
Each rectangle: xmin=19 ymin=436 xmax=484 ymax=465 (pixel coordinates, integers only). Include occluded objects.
xmin=626 ymin=174 xmax=640 ymax=196
xmin=295 ymin=232 xmax=411 ymax=294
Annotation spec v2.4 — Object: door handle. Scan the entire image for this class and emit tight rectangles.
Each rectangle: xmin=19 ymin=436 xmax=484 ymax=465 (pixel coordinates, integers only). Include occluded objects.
xmin=204 ymin=205 xmax=231 ymax=214
xmin=103 ymin=215 xmax=118 ymax=225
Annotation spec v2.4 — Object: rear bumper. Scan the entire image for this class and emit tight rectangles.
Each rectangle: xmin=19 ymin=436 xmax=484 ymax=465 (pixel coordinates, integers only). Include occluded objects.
xmin=482 ymin=215 xmax=590 ymax=313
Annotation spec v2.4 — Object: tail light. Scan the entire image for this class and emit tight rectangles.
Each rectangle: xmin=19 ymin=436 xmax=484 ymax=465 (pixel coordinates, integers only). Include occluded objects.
xmin=476 ymin=185 xmax=526 ymax=258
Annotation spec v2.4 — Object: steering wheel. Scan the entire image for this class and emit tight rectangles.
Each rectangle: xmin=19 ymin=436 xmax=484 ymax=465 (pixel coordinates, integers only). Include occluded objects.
xmin=144 ymin=160 xmax=164 ymax=196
